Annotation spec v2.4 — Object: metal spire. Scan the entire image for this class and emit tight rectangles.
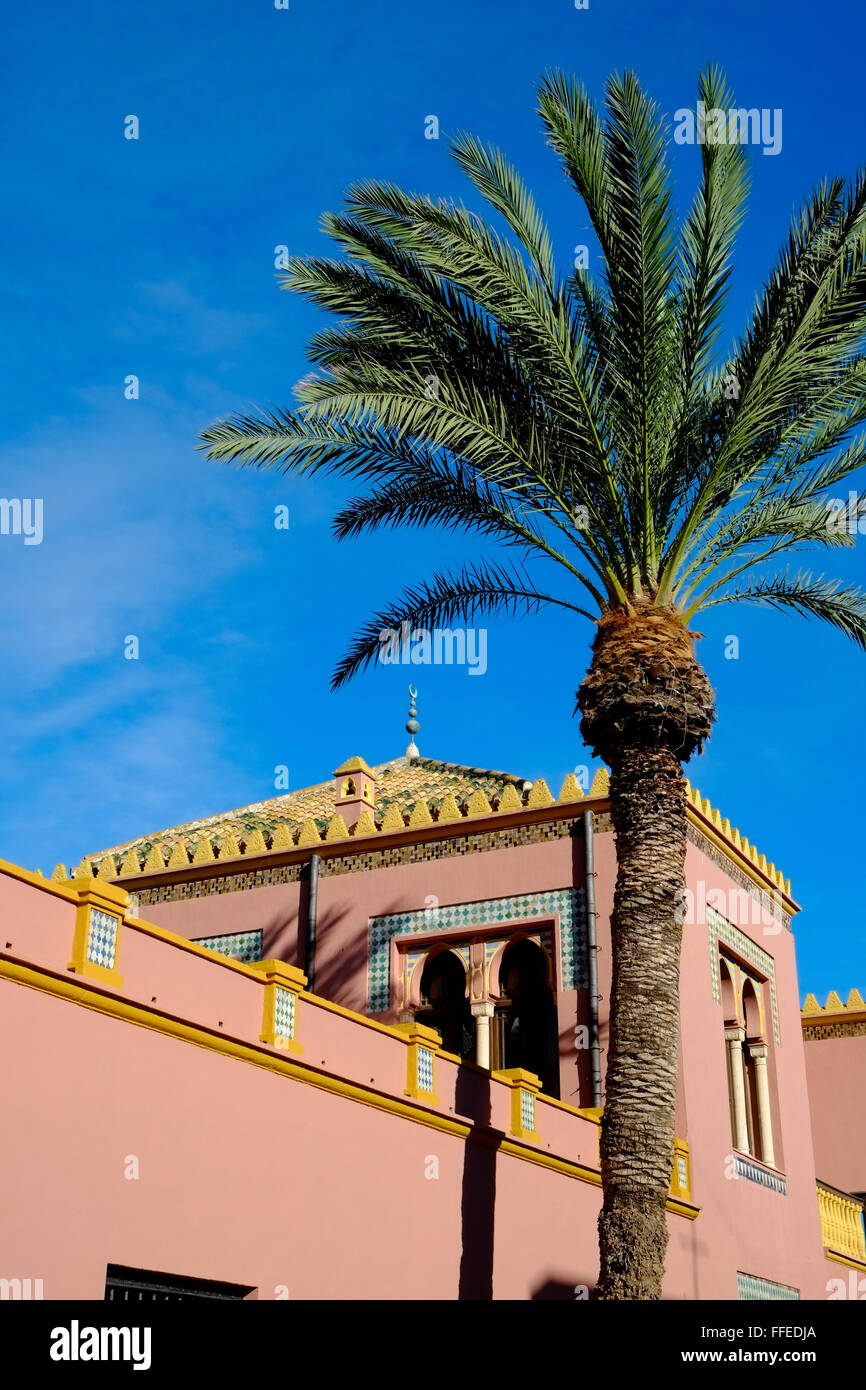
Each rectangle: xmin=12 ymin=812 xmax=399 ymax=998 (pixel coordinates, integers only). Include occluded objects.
xmin=405 ymin=685 xmax=420 ymax=759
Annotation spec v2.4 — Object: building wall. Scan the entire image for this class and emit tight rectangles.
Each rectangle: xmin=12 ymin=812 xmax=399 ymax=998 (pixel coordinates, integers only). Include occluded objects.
xmin=803 ymin=1032 xmax=866 ymax=1195
xmin=0 ymin=857 xmax=840 ymax=1300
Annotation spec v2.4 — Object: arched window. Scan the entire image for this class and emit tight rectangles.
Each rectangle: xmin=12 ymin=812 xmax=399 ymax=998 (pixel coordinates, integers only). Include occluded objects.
xmin=719 ymin=956 xmax=776 ymax=1167
xmin=496 ymin=939 xmax=559 ymax=1098
xmin=416 ymin=951 xmax=474 ymax=1061
xmin=742 ymin=979 xmax=775 ymax=1165
xmin=720 ymin=959 xmax=747 ymax=1152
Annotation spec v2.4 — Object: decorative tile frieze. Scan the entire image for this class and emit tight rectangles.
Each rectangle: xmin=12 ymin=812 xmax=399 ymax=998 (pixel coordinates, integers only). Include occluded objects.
xmin=416 ymin=1046 xmax=434 ymax=1093
xmin=87 ymin=909 xmax=119 ymax=970
xmin=803 ymin=1020 xmax=866 ymax=1041
xmin=192 ymin=929 xmax=263 ymax=964
xmin=734 ymin=1155 xmax=787 ymax=1195
xmin=368 ymin=889 xmax=585 ymax=1013
xmin=134 ymin=816 xmax=592 ymax=906
xmin=708 ymin=906 xmax=780 ymax=1045
xmin=737 ymin=1272 xmax=798 ymax=1300
xmin=520 ymin=1088 xmax=536 ymax=1132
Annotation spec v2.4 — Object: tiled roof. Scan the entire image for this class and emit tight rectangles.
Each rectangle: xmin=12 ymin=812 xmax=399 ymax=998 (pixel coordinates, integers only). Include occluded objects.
xmin=86 ymin=756 xmax=529 ymax=864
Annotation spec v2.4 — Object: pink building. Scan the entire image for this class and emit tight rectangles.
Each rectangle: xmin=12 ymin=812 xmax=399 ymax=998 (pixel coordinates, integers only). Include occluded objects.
xmin=1 ymin=738 xmax=863 ymax=1301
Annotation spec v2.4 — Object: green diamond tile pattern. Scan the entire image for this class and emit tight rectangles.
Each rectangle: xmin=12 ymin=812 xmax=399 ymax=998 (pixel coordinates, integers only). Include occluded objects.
xmin=520 ymin=1089 xmax=536 ymax=1131
xmin=273 ymin=986 xmax=296 ymax=1042
xmin=737 ymin=1272 xmax=799 ymax=1301
xmin=707 ymin=906 xmax=780 ymax=1045
xmin=368 ymin=889 xmax=584 ymax=1012
xmin=193 ymin=928 xmax=263 ymax=964
xmin=417 ymin=1047 xmax=434 ymax=1092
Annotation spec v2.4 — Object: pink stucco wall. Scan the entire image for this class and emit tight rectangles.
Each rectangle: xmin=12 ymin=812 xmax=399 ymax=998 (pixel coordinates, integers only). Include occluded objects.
xmin=0 ymin=854 xmax=840 ymax=1300
xmin=803 ymin=1033 xmax=866 ymax=1196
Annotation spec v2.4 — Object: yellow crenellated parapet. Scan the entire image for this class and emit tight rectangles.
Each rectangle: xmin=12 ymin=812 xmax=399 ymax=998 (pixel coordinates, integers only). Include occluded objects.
xmin=271 ymin=822 xmax=295 ymax=851
xmin=324 ymin=815 xmax=348 ymax=842
xmin=801 ymin=988 xmax=866 ymax=1019
xmin=680 ymin=784 xmax=794 ymax=904
xmin=244 ymin=828 xmax=268 ymax=855
xmin=51 ymin=863 xmax=68 ymax=882
xmin=143 ymin=844 xmax=165 ymax=873
xmin=192 ymin=839 xmax=214 ymax=865
xmin=467 ymin=788 xmax=493 ymax=816
xmin=120 ymin=850 xmax=141 ymax=877
xmin=167 ymin=842 xmax=189 ymax=870
xmin=295 ymin=820 xmax=321 ymax=848
xmin=558 ymin=772 xmax=584 ymax=803
xmin=817 ymin=1183 xmax=866 ymax=1261
xmin=436 ymin=793 xmax=462 ymax=823
xmin=353 ymin=809 xmax=378 ymax=837
xmin=73 ymin=858 xmax=93 ymax=879
xmin=498 ymin=782 xmax=523 ymax=811
xmin=588 ymin=767 xmax=609 ymax=797
xmin=379 ymin=804 xmax=406 ymax=833
xmin=526 ymin=778 xmax=553 ymax=808
xmin=97 ymin=856 xmax=117 ymax=881
xmin=408 ymin=800 xmax=432 ymax=827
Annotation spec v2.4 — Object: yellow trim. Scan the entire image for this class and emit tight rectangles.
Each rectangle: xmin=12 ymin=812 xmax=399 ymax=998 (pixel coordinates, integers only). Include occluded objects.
xmin=298 ymin=990 xmax=408 ymax=1040
xmin=251 ymin=960 xmax=306 ymax=1055
xmin=393 ymin=1021 xmax=441 ymax=1105
xmin=497 ymin=1068 xmax=542 ymax=1143
xmin=0 ymin=856 xmax=79 ymax=903
xmin=801 ymin=1009 xmax=866 ymax=1029
xmin=824 ymin=1251 xmax=866 ymax=1273
xmin=0 ymin=954 xmax=699 ymax=1216
xmin=685 ymin=805 xmax=798 ymax=913
xmin=68 ymin=879 xmax=127 ymax=988
xmin=671 ymin=1139 xmax=692 ymax=1201
xmin=91 ymin=795 xmax=797 ymax=920
xmin=128 ymin=916 xmax=267 ymax=977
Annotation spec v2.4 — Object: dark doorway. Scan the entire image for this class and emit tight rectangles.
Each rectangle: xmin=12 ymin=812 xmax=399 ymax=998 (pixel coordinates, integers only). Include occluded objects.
xmin=417 ymin=950 xmax=474 ymax=1060
xmin=498 ymin=939 xmax=560 ymax=1097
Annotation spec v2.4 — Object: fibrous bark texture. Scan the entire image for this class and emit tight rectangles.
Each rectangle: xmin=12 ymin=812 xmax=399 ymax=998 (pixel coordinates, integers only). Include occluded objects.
xmin=577 ymin=603 xmax=715 ymax=1300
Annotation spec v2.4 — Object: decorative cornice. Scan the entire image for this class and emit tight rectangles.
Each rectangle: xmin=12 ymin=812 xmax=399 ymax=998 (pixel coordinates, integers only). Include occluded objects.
xmin=802 ymin=989 xmax=866 ymax=1036
xmin=60 ymin=769 xmax=796 ymax=916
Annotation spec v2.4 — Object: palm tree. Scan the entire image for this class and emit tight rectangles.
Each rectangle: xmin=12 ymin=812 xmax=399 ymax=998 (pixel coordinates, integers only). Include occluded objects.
xmin=200 ymin=66 xmax=866 ymax=1299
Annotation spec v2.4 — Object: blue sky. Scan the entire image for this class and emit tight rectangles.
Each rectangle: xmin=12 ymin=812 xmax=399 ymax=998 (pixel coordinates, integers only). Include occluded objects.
xmin=1 ymin=0 xmax=863 ymax=1001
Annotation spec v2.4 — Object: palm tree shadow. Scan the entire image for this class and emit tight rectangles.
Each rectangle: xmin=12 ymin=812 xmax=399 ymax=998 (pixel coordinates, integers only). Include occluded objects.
xmin=455 ymin=1062 xmax=503 ymax=1300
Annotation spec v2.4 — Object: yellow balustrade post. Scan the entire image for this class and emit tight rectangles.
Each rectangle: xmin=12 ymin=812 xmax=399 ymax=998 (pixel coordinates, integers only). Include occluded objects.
xmin=250 ymin=960 xmax=307 ymax=1055
xmin=497 ymin=1068 xmax=541 ymax=1143
xmin=68 ymin=877 xmax=128 ymax=988
xmin=393 ymin=1021 xmax=442 ymax=1106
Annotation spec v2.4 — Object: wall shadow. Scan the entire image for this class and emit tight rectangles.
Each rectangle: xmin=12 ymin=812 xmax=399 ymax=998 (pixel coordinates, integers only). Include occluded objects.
xmin=455 ymin=1063 xmax=503 ymax=1300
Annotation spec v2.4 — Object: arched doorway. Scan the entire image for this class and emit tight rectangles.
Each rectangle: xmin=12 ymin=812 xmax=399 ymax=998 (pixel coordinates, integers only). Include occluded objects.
xmin=496 ymin=938 xmax=559 ymax=1097
xmin=416 ymin=950 xmax=474 ymax=1061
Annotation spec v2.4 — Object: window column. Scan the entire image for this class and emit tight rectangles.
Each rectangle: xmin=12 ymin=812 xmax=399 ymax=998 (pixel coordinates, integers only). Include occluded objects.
xmin=748 ymin=1042 xmax=775 ymax=1167
xmin=471 ymin=1000 xmax=495 ymax=1069
xmin=725 ymin=1025 xmax=750 ymax=1153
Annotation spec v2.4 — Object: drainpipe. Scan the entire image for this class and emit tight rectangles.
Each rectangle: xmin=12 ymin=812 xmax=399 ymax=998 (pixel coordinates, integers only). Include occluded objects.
xmin=582 ymin=809 xmax=603 ymax=1108
xmin=304 ymin=854 xmax=321 ymax=991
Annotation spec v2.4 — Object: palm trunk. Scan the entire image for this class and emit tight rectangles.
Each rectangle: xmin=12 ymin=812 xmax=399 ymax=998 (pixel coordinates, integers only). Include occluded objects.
xmin=577 ymin=602 xmax=715 ymax=1300
xmin=596 ymin=745 xmax=686 ymax=1299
